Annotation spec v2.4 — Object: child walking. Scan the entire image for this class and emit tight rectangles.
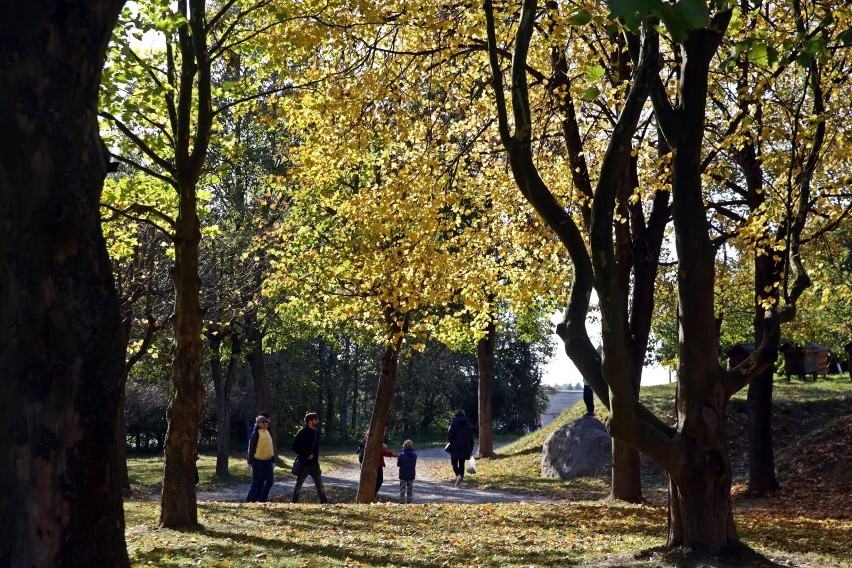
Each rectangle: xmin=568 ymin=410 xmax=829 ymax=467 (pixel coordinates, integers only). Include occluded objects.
xmin=396 ymin=439 xmax=417 ymax=504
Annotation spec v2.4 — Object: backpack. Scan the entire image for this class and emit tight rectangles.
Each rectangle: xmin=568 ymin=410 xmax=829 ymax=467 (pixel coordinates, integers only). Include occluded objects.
xmin=357 ymin=437 xmax=365 ymax=463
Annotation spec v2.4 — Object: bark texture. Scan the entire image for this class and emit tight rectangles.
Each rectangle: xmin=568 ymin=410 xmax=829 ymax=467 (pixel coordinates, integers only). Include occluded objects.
xmin=0 ymin=2 xmax=129 ymax=565
xmin=477 ymin=319 xmax=496 ymax=458
xmin=158 ymin=0 xmax=213 ymax=528
xmin=356 ymin=309 xmax=406 ymax=503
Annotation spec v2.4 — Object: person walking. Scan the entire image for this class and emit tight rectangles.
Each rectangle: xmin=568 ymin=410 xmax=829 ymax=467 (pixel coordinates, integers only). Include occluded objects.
xmin=375 ymin=443 xmax=397 ymax=497
xmin=363 ymin=429 xmax=397 ymax=497
xmin=248 ymin=411 xmax=272 ymax=446
xmin=396 ymin=439 xmax=417 ymax=504
xmin=291 ymin=412 xmax=329 ymax=504
xmin=246 ymin=415 xmax=275 ymax=502
xmin=447 ymin=409 xmax=474 ymax=487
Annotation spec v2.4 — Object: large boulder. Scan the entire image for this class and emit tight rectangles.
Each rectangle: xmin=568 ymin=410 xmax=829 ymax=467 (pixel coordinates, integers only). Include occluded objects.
xmin=541 ymin=416 xmax=611 ymax=479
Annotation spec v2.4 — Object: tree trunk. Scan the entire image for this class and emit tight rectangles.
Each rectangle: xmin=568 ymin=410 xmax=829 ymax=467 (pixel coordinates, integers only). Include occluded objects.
xmin=611 ymin=351 xmax=645 ymax=502
xmin=115 ymin=377 xmax=131 ymax=494
xmin=0 ymin=2 xmax=129 ymax=565
xmin=660 ymin=18 xmax=741 ymax=552
xmin=209 ymin=329 xmax=239 ymax=477
xmin=338 ymin=337 xmax=351 ymax=439
xmin=246 ymin=323 xmax=274 ymax=454
xmin=356 ymin=310 xmax=406 ymax=503
xmin=611 ymin=440 xmax=643 ymax=502
xmin=668 ymin=428 xmax=737 ymax=550
xmin=209 ymin=332 xmax=225 ymax=472
xmin=746 ymin=369 xmax=779 ymax=494
xmin=477 ymin=319 xmax=496 ymax=457
xmin=160 ymin=188 xmax=205 ymax=528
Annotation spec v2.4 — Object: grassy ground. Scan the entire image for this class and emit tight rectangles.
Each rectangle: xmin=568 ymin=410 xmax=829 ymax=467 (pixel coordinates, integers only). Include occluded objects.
xmin=124 ymin=376 xmax=852 ymax=567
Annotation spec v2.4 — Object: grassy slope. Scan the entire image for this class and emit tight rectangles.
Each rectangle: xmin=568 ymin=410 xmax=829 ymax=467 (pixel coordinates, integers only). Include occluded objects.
xmin=124 ymin=377 xmax=852 ymax=567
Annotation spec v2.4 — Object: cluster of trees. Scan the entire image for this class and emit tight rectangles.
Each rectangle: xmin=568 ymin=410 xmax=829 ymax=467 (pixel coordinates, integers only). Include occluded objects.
xmin=2 ymin=0 xmax=850 ymax=565
xmin=123 ymin=323 xmax=551 ymax=452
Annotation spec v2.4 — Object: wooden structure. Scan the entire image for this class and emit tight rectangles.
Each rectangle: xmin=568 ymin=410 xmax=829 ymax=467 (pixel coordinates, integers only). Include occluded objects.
xmin=724 ymin=343 xmax=755 ymax=370
xmin=846 ymin=341 xmax=852 ymax=381
xmin=780 ymin=343 xmax=829 ymax=382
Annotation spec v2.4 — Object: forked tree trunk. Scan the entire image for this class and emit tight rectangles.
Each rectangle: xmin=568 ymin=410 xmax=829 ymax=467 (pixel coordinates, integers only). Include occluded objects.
xmin=477 ymin=318 xmax=496 ymax=457
xmin=160 ymin=1 xmax=213 ymax=527
xmin=0 ymin=2 xmax=129 ymax=565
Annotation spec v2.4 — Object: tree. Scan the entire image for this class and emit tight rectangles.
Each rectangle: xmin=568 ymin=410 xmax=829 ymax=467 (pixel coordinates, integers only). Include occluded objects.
xmin=0 ymin=1 xmax=129 ymax=565
xmin=705 ymin=0 xmax=851 ymax=494
xmin=482 ymin=0 xmax=672 ymax=502
xmin=483 ymin=0 xmax=803 ymax=552
xmin=100 ymin=0 xmax=298 ymax=526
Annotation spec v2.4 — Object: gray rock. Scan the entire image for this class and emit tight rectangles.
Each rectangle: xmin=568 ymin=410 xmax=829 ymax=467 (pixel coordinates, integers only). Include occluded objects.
xmin=541 ymin=416 xmax=611 ymax=479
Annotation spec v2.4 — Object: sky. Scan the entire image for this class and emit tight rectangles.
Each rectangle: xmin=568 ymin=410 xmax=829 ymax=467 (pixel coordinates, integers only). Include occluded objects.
xmin=540 ymin=312 xmax=673 ymax=388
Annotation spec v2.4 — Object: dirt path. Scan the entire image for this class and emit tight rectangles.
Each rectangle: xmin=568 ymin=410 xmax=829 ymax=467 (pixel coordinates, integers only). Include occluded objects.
xmin=198 ymin=445 xmax=550 ymax=504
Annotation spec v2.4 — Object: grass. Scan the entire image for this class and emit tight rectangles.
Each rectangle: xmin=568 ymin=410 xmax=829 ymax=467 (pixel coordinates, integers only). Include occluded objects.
xmin=124 ymin=375 xmax=852 ymax=566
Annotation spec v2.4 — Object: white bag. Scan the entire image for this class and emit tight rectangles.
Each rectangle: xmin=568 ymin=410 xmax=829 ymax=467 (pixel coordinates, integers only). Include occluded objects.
xmin=466 ymin=455 xmax=477 ymax=474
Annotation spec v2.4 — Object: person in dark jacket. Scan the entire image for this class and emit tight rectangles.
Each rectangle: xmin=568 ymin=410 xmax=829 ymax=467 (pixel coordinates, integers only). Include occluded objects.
xmin=396 ymin=440 xmax=417 ymax=504
xmin=447 ymin=409 xmax=474 ymax=487
xmin=291 ymin=412 xmax=329 ymax=503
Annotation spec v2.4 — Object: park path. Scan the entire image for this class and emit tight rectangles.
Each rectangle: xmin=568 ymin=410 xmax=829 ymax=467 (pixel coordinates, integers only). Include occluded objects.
xmin=198 ymin=444 xmax=550 ymax=504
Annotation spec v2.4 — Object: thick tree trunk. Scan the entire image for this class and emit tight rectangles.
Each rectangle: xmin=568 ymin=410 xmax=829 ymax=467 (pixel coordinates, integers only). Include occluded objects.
xmin=356 ymin=311 xmax=406 ymax=503
xmin=610 ymin=320 xmax=644 ymax=502
xmin=160 ymin=192 xmax=205 ymax=528
xmin=668 ymin=429 xmax=737 ymax=550
xmin=663 ymin=18 xmax=740 ymax=553
xmin=611 ymin=441 xmax=643 ymax=502
xmin=0 ymin=2 xmax=129 ymax=565
xmin=477 ymin=319 xmax=496 ymax=458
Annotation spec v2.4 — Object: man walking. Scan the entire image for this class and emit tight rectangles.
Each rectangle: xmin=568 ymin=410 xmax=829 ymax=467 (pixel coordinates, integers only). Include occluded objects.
xmin=291 ymin=412 xmax=329 ymax=503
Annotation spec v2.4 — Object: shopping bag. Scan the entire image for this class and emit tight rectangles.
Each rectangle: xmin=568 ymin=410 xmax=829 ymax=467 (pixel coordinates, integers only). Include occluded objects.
xmin=466 ymin=455 xmax=477 ymax=474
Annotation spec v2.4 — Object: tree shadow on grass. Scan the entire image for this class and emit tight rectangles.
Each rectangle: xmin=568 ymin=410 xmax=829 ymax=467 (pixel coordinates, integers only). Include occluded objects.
xmin=630 ymin=544 xmax=796 ymax=568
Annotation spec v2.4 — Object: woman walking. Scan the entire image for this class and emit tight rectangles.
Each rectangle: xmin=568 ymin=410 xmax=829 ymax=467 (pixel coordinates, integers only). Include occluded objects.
xmin=446 ymin=409 xmax=474 ymax=487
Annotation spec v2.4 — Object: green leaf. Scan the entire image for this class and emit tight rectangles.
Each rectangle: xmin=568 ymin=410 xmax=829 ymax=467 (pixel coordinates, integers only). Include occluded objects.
xmin=580 ymin=87 xmax=601 ymax=101
xmin=840 ymin=27 xmax=852 ymax=47
xmin=803 ymin=35 xmax=826 ymax=55
xmin=568 ymin=9 xmax=593 ymax=26
xmin=795 ymin=52 xmax=812 ymax=69
xmin=747 ymin=42 xmax=768 ymax=65
xmin=673 ymin=0 xmax=710 ymax=30
xmin=607 ymin=0 xmax=661 ymax=30
xmin=584 ymin=65 xmax=605 ymax=82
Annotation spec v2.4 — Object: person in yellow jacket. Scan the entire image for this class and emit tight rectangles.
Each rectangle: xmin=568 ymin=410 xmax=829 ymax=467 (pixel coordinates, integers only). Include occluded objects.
xmin=246 ymin=415 xmax=275 ymax=502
